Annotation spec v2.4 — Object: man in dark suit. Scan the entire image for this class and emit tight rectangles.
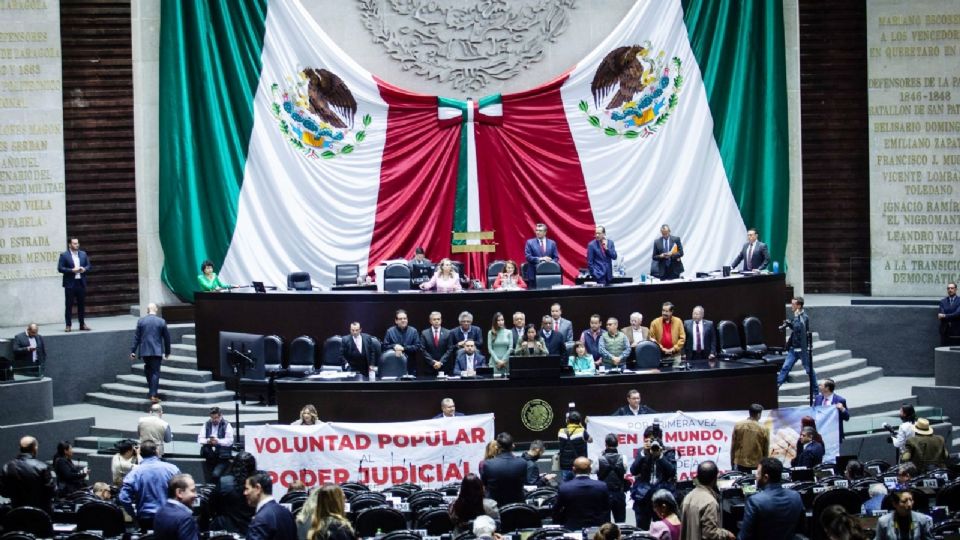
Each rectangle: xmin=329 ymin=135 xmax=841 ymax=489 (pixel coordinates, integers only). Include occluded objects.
xmin=420 ymin=311 xmax=452 ymax=376
xmin=480 ymin=432 xmax=528 ymax=506
xmin=586 ymin=225 xmax=618 ymax=285
xmin=790 ymin=427 xmax=824 ymax=468
xmin=524 ymin=223 xmax=559 ymax=286
xmin=341 ymin=321 xmax=377 ymax=374
xmin=433 ymin=398 xmax=465 ymax=418
xmin=738 ymin=458 xmax=803 ymax=540
xmin=539 ymin=315 xmax=566 ymax=356
xmin=453 ymin=340 xmax=486 ymax=376
xmin=814 ymin=378 xmax=849 ymax=441
xmin=683 ymin=306 xmax=716 ymax=361
xmin=554 ymin=457 xmax=610 ymax=530
xmin=510 ymin=312 xmax=527 ymax=348
xmin=612 ymin=389 xmax=657 ymax=416
xmin=244 ymin=472 xmax=297 ymax=540
xmin=130 ymin=303 xmax=171 ymax=403
xmin=448 ymin=311 xmax=483 ymax=352
xmin=383 ymin=309 xmax=420 ymax=375
xmin=939 ymin=282 xmax=960 ymax=346
xmin=57 ymin=237 xmax=92 ymax=332
xmin=650 ymin=224 xmax=684 ymax=280
xmin=153 ymin=474 xmax=199 ymax=540
xmin=549 ymin=304 xmax=574 ymax=345
xmin=12 ymin=323 xmax=46 ymax=367
xmin=730 ymin=228 xmax=770 ymax=272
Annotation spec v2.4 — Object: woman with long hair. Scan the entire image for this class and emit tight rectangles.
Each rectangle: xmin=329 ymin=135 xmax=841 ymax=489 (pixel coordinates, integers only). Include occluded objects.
xmin=53 ymin=441 xmax=88 ymax=497
xmin=292 ymin=404 xmax=320 ymax=425
xmin=420 ymin=258 xmax=462 ymax=292
xmin=487 ymin=312 xmax=512 ymax=375
xmin=514 ymin=324 xmax=547 ymax=356
xmin=492 ymin=260 xmax=527 ymax=290
xmin=306 ymin=484 xmax=356 ymax=540
xmin=449 ymin=473 xmax=500 ymax=534
xmin=211 ymin=451 xmax=258 ymax=534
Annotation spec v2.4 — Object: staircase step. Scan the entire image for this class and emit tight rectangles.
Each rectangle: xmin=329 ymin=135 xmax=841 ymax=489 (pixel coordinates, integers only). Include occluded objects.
xmin=85 ymin=392 xmax=276 ymax=416
xmin=116 ymin=374 xmax=225 ymax=393
xmin=182 ymin=334 xmax=196 ymax=346
xmin=787 ymin=358 xmax=869 ymax=384
xmin=779 ymin=367 xmax=884 ymax=396
xmin=811 ymin=340 xmax=837 ymax=355
xmin=163 ymin=355 xmax=199 ymax=370
xmin=131 ymin=363 xmax=212 ymax=383
xmin=100 ymin=382 xmax=234 ymax=403
xmin=171 ymin=344 xmax=196 ymax=359
xmin=849 ymin=396 xmax=918 ymax=417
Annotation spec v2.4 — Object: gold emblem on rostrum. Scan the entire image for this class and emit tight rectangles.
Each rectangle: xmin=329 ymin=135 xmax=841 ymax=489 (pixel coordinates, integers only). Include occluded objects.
xmin=520 ymin=399 xmax=554 ymax=431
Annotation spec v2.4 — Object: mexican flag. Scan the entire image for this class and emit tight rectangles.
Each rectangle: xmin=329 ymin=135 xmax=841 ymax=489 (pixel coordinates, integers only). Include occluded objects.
xmin=159 ymin=0 xmax=788 ymax=298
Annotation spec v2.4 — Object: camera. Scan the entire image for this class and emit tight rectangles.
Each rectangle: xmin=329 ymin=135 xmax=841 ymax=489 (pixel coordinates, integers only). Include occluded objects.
xmin=649 ymin=440 xmax=663 ymax=452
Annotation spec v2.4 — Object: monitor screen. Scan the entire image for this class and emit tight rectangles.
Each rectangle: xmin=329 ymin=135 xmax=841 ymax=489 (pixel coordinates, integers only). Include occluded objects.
xmin=219 ymin=331 xmax=266 ymax=379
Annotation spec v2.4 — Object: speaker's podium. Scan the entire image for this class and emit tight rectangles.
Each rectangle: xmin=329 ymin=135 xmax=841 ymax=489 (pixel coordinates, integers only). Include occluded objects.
xmin=509 ymin=355 xmax=563 ymax=380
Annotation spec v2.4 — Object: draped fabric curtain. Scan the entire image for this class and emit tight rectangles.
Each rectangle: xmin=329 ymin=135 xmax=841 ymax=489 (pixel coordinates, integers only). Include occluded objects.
xmin=682 ymin=0 xmax=790 ymax=268
xmin=159 ymin=0 xmax=268 ymax=298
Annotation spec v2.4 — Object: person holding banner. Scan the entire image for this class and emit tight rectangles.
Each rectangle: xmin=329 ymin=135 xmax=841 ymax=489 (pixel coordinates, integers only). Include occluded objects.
xmin=433 ymin=398 xmax=465 ymax=418
xmin=613 ymin=389 xmax=657 ymax=416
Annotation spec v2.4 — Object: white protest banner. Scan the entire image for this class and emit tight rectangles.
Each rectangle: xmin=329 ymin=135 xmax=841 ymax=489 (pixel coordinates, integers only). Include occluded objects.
xmin=586 ymin=406 xmax=839 ymax=481
xmin=246 ymin=414 xmax=494 ymax=497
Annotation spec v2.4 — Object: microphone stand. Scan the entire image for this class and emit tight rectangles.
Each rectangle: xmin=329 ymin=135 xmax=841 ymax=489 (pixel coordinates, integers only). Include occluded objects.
xmin=226 ymin=345 xmax=256 ymax=444
xmin=806 ymin=330 xmax=814 ymax=407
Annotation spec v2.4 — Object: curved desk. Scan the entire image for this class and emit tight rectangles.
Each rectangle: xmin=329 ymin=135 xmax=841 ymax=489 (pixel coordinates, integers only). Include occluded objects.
xmin=276 ymin=360 xmax=778 ymax=443
xmin=195 ymin=273 xmax=790 ymax=376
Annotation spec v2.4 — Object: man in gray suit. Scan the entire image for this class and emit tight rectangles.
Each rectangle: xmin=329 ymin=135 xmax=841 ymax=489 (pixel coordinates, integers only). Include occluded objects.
xmin=730 ymin=228 xmax=770 ymax=272
xmin=683 ymin=306 xmax=716 ymax=361
xmin=550 ymin=303 xmax=574 ymax=347
xmin=130 ymin=303 xmax=171 ymax=403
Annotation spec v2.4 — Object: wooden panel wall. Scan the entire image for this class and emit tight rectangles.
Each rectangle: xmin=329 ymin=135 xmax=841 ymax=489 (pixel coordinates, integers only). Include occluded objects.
xmin=798 ymin=1 xmax=871 ymax=294
xmin=60 ymin=0 xmax=138 ymax=314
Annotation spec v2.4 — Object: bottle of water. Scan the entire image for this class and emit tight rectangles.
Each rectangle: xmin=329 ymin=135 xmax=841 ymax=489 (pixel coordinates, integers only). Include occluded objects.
xmin=772 ymin=261 xmax=780 ymax=274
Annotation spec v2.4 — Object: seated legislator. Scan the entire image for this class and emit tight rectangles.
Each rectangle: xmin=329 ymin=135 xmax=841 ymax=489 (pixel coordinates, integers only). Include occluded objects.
xmin=514 ymin=324 xmax=547 ymax=356
xmin=649 ymin=302 xmax=685 ymax=365
xmin=623 ymin=312 xmax=650 ymax=348
xmin=568 ymin=341 xmax=596 ymax=375
xmin=454 ymin=340 xmax=486 ymax=376
xmin=586 ymin=225 xmax=618 ymax=285
xmin=198 ymin=260 xmax=231 ymax=292
xmin=579 ymin=314 xmax=604 ymax=362
xmin=420 ymin=312 xmax=452 ymax=376
xmin=650 ymin=224 xmax=684 ymax=280
xmin=539 ymin=315 xmax=566 ymax=356
xmin=420 ymin=258 xmax=462 ymax=292
xmin=492 ymin=260 xmax=527 ymax=290
xmin=730 ymin=228 xmax=770 ymax=272
xmin=487 ymin=312 xmax=512 ymax=375
xmin=341 ymin=322 xmax=377 ymax=374
xmin=449 ymin=310 xmax=484 ymax=352
xmin=524 ymin=223 xmax=559 ymax=285
xmin=409 ymin=246 xmax=431 ymax=267
xmin=383 ymin=309 xmax=420 ymax=375
xmin=683 ymin=306 xmax=716 ymax=361
xmin=598 ymin=317 xmax=629 ymax=369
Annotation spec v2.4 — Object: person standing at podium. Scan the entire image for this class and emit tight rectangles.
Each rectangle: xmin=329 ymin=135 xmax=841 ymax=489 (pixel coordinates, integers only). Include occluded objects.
xmin=730 ymin=228 xmax=770 ymax=272
xmin=586 ymin=225 xmax=618 ymax=285
xmin=524 ymin=223 xmax=559 ymax=286
xmin=650 ymin=225 xmax=684 ymax=280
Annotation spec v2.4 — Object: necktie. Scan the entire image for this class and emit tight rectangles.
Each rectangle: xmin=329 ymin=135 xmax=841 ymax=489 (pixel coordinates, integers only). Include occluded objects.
xmin=554 ymin=320 xmax=559 ymax=331
xmin=355 ymin=337 xmax=362 ymax=352
xmin=663 ymin=238 xmax=668 ymax=252
xmin=696 ymin=323 xmax=702 ymax=351
xmin=746 ymin=243 xmax=754 ymax=270
xmin=433 ymin=330 xmax=439 ymax=347
xmin=540 ymin=240 xmax=546 ymax=255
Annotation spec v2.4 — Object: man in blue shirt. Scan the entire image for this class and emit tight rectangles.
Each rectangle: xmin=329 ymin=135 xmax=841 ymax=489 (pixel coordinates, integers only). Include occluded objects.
xmin=119 ymin=440 xmax=181 ymax=531
xmin=738 ymin=457 xmax=803 ymax=540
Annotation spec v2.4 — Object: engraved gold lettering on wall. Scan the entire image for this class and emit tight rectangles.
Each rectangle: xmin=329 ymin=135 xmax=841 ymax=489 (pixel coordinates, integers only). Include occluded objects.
xmin=0 ymin=0 xmax=66 ymax=292
xmin=869 ymin=0 xmax=960 ymax=295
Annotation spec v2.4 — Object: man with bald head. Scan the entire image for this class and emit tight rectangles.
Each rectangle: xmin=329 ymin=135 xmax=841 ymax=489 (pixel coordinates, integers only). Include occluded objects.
xmin=13 ymin=323 xmax=46 ymax=372
xmin=0 ymin=436 xmax=56 ymax=512
xmin=553 ymin=457 xmax=609 ymax=529
xmin=131 ymin=302 xmax=171 ymax=403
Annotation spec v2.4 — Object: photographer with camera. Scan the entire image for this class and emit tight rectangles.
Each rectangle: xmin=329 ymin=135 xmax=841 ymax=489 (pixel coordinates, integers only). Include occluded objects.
xmin=628 ymin=425 xmax=676 ymax=528
xmin=882 ymin=404 xmax=917 ymax=463
xmin=775 ymin=297 xmax=816 ymax=401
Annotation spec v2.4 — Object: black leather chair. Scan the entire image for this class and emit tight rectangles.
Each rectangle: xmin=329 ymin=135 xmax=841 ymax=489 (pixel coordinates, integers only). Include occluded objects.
xmin=717 ymin=320 xmax=744 ymax=359
xmin=742 ymin=316 xmax=785 ymax=361
xmin=287 ymin=271 xmax=312 ymax=291
xmin=534 ymin=261 xmax=562 ymax=289
xmin=321 ymin=336 xmax=344 ymax=369
xmin=288 ymin=335 xmax=316 ymax=373
xmin=1 ymin=507 xmax=52 ymax=538
xmin=811 ymin=488 xmax=863 ymax=539
xmin=380 ymin=531 xmax=423 ymax=540
xmin=76 ymin=500 xmax=125 ymax=538
xmin=335 ymin=264 xmax=360 ymax=286
xmin=526 ymin=528 xmax=571 ymax=540
xmin=354 ymin=506 xmax=407 ymax=537
xmin=486 ymin=260 xmax=505 ymax=288
xmin=383 ymin=263 xmax=412 ymax=292
xmin=65 ymin=533 xmax=103 ymax=540
xmin=415 ymin=507 xmax=453 ymax=535
xmin=408 ymin=492 xmax=445 ymax=514
xmin=202 ymin=533 xmax=243 ymax=540
xmin=264 ymin=335 xmax=284 ymax=370
xmin=378 ymin=351 xmax=408 ymax=378
xmin=498 ymin=503 xmax=542 ymax=533
xmin=0 ymin=533 xmax=36 ymax=540
xmin=349 ymin=491 xmax=387 ymax=513
xmin=634 ymin=341 xmax=661 ymax=369
xmin=370 ymin=337 xmax=383 ymax=363
xmin=340 ymin=481 xmax=370 ymax=493
xmin=937 ymin=480 xmax=960 ymax=512
xmin=383 ymin=484 xmax=415 ymax=499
